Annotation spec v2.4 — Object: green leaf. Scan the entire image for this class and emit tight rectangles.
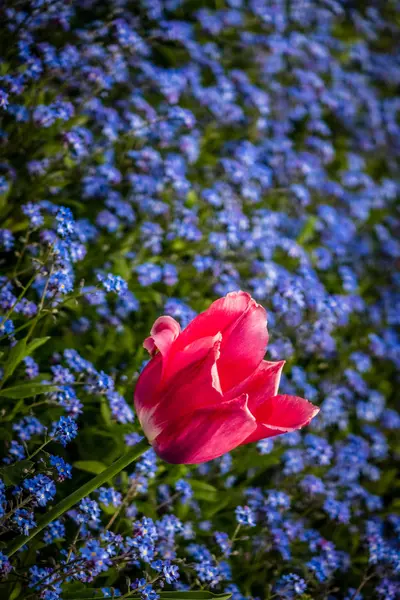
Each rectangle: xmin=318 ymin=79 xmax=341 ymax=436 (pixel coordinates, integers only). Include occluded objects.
xmin=1 ymin=337 xmax=50 ymax=385
xmin=100 ymin=397 xmax=112 ymax=426
xmin=389 ymin=498 xmax=400 ymax=512
xmin=0 ymin=383 xmax=59 ymax=399
xmin=2 ymin=339 xmax=27 ymax=383
xmin=65 ymin=597 xmax=136 ymax=600
xmin=0 ymin=460 xmax=34 ymax=485
xmin=189 ymin=479 xmax=218 ymax=501
xmin=62 ymin=592 xmax=105 ymax=600
xmin=0 ymin=187 xmax=11 ymax=216
xmin=26 ymin=336 xmax=51 ymax=354
xmin=204 ymin=494 xmax=232 ymax=518
xmin=186 ymin=189 xmax=199 ymax=207
xmin=0 ymin=399 xmax=24 ymax=422
xmin=62 ymin=593 xmax=232 ymax=600
xmin=367 ymin=468 xmax=398 ymax=495
xmin=73 ymin=460 xmax=108 ymax=474
xmin=6 ymin=440 xmax=150 ymax=558
xmin=297 ymin=216 xmax=317 ymax=245
xmin=160 ymin=593 xmax=232 ymax=600
xmin=9 ymin=583 xmax=22 ymax=600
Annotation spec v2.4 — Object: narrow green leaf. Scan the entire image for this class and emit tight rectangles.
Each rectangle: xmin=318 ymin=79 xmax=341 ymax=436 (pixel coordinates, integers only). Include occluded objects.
xmin=2 ymin=339 xmax=27 ymax=383
xmin=62 ymin=593 xmax=104 ymax=600
xmin=62 ymin=593 xmax=232 ymax=600
xmin=1 ymin=336 xmax=50 ymax=386
xmin=297 ymin=216 xmax=317 ymax=245
xmin=0 ymin=383 xmax=59 ymax=399
xmin=26 ymin=336 xmax=51 ymax=354
xmin=100 ymin=397 xmax=112 ymax=426
xmin=73 ymin=461 xmax=107 ymax=474
xmin=1 ymin=399 xmax=24 ymax=422
xmin=160 ymin=593 xmax=232 ymax=600
xmin=6 ymin=439 xmax=150 ymax=557
xmin=9 ymin=583 xmax=22 ymax=600
xmin=189 ymin=479 xmax=219 ymax=501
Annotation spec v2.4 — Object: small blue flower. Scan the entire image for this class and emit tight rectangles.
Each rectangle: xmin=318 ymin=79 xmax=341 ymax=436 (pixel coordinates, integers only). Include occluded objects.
xmin=0 ymin=318 xmax=14 ymax=336
xmin=275 ymin=573 xmax=307 ymax=598
xmin=48 ymin=271 xmax=74 ymax=295
xmin=101 ymin=588 xmax=121 ymax=598
xmin=55 ymin=206 xmax=75 ymax=237
xmin=235 ymin=505 xmax=256 ymax=527
xmin=163 ymin=264 xmax=178 ymax=286
xmin=0 ymin=90 xmax=9 ymax=109
xmin=23 ymin=474 xmax=56 ymax=507
xmin=323 ymin=497 xmax=351 ymax=524
xmin=13 ymin=509 xmax=36 ymax=535
xmin=77 ymin=497 xmax=101 ymax=524
xmin=125 ymin=432 xmax=143 ymax=446
xmin=94 ymin=370 xmax=114 ymax=392
xmin=43 ymin=519 xmax=65 ymax=544
xmin=175 ymin=479 xmax=193 ymax=504
xmin=164 ymin=298 xmax=197 ymax=328
xmin=304 ymin=434 xmax=333 ymax=466
xmin=80 ymin=539 xmax=112 ymax=573
xmin=52 ymin=416 xmax=78 ymax=447
xmin=51 ymin=365 xmax=75 ymax=385
xmin=97 ymin=273 xmax=128 ymax=294
xmin=162 ymin=560 xmax=179 ymax=584
xmin=4 ymin=440 xmax=25 ymax=464
xmin=141 ymin=584 xmax=159 ymax=600
xmin=282 ymin=449 xmax=305 ymax=475
xmin=49 ymin=455 xmax=72 ymax=481
xmin=0 ymin=176 xmax=9 ymax=195
xmin=23 ymin=356 xmax=39 ymax=379
xmin=22 ymin=202 xmax=43 ymax=228
xmin=136 ymin=263 xmax=163 ymax=287
xmin=97 ymin=486 xmax=122 ymax=508
xmin=107 ymin=391 xmax=135 ymax=423
xmin=0 ymin=551 xmax=12 ymax=576
xmin=13 ymin=416 xmax=44 ymax=441
xmin=256 ymin=439 xmax=274 ymax=455
xmin=215 ymin=531 xmax=232 ymax=556
xmin=300 ymin=475 xmax=326 ymax=496
xmin=0 ymin=229 xmax=14 ymax=251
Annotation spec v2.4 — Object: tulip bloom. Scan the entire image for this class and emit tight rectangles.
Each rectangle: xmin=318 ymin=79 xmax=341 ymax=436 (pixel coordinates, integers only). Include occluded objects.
xmin=134 ymin=291 xmax=319 ymax=464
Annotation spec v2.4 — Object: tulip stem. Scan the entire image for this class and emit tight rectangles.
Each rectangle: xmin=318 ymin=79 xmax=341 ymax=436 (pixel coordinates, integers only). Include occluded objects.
xmin=6 ymin=438 xmax=149 ymax=557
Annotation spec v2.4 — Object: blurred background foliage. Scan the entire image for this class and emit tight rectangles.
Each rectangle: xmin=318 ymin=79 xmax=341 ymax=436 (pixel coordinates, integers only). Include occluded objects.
xmin=0 ymin=1 xmax=399 ymax=599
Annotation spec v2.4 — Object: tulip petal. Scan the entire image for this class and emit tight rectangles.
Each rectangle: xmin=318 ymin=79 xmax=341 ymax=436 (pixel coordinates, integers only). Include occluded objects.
xmin=169 ymin=291 xmax=268 ymax=392
xmin=225 ymin=360 xmax=285 ymax=408
xmin=172 ymin=291 xmax=254 ymax=351
xmin=153 ymin=394 xmax=257 ymax=464
xmin=134 ymin=353 xmax=163 ymax=438
xmin=143 ymin=316 xmax=181 ymax=357
xmin=164 ymin=333 xmax=223 ymax=383
xmin=149 ymin=334 xmax=223 ymax=430
xmin=241 ymin=394 xmax=320 ymax=444
xmin=217 ymin=301 xmax=268 ymax=391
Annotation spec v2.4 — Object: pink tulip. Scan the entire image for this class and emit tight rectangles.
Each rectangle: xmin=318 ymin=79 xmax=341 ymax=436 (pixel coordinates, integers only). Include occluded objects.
xmin=134 ymin=291 xmax=319 ymax=464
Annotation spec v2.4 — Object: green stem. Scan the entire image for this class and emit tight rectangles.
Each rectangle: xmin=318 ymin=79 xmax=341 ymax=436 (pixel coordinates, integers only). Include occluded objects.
xmin=1 ymin=273 xmax=36 ymax=323
xmin=27 ymin=438 xmax=52 ymax=460
xmin=0 ymin=494 xmax=33 ymax=525
xmin=105 ymin=480 xmax=136 ymax=531
xmin=12 ymin=230 xmax=31 ymax=279
xmin=25 ymin=266 xmax=53 ymax=343
xmin=6 ymin=439 xmax=149 ymax=557
xmin=231 ymin=524 xmax=241 ymax=545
